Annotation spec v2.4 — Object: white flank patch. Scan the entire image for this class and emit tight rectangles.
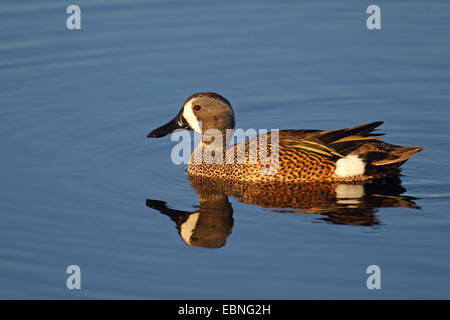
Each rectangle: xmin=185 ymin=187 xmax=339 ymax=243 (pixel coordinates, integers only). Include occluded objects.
xmin=335 ymin=155 xmax=366 ymax=178
xmin=182 ymin=101 xmax=202 ymax=133
xmin=180 ymin=212 xmax=200 ymax=246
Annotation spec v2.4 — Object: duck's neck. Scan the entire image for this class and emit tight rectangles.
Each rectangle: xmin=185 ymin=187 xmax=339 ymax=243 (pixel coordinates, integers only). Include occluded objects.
xmin=191 ymin=129 xmax=233 ymax=165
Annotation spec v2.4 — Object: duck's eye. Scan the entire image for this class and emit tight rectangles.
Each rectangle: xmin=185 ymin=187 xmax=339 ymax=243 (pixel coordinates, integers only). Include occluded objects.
xmin=193 ymin=105 xmax=201 ymax=111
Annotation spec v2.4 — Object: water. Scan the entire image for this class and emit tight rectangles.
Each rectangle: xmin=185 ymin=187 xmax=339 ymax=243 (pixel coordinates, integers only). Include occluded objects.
xmin=1 ymin=0 xmax=449 ymax=299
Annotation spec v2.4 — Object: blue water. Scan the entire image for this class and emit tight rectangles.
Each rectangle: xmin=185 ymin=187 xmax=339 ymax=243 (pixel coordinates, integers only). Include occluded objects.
xmin=1 ymin=0 xmax=449 ymax=299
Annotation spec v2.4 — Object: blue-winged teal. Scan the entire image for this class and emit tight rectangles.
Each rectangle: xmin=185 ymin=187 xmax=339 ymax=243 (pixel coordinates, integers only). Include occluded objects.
xmin=147 ymin=92 xmax=423 ymax=183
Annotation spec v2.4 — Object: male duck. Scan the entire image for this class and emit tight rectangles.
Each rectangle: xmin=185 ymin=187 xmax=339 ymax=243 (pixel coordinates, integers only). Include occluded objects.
xmin=147 ymin=92 xmax=423 ymax=183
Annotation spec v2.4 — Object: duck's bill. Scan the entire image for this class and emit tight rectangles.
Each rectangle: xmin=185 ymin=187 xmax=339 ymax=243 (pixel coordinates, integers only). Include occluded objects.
xmin=147 ymin=111 xmax=190 ymax=138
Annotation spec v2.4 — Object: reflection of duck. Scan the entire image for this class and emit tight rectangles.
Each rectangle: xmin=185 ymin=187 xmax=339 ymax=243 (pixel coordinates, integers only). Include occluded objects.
xmin=147 ymin=92 xmax=423 ymax=183
xmin=147 ymin=176 xmax=420 ymax=248
xmin=146 ymin=192 xmax=233 ymax=249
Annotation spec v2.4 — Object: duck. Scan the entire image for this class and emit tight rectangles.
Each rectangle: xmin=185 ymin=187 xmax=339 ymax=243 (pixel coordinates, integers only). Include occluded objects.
xmin=147 ymin=92 xmax=423 ymax=183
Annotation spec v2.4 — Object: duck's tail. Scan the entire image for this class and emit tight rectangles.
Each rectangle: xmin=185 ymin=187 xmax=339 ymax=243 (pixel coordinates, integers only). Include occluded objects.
xmin=320 ymin=121 xmax=423 ymax=175
xmin=367 ymin=145 xmax=424 ymax=167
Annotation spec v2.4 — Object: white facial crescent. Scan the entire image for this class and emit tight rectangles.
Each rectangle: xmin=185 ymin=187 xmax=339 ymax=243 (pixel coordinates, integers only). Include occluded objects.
xmin=182 ymin=101 xmax=202 ymax=133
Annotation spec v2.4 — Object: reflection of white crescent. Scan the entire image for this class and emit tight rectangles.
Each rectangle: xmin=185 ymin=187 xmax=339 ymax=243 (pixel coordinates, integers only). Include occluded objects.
xmin=180 ymin=212 xmax=200 ymax=245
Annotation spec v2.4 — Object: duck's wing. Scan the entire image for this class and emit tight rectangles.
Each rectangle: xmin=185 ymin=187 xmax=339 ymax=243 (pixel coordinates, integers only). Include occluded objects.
xmin=279 ymin=121 xmax=422 ymax=168
xmin=319 ymin=121 xmax=385 ymax=155
xmin=279 ymin=122 xmax=384 ymax=159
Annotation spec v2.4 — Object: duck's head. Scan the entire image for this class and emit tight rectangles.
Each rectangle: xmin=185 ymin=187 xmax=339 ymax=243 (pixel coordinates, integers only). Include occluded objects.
xmin=147 ymin=92 xmax=235 ymax=138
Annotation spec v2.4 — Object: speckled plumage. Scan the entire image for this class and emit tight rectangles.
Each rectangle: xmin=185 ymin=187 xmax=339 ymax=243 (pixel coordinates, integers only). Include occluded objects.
xmin=187 ymin=127 xmax=423 ymax=183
